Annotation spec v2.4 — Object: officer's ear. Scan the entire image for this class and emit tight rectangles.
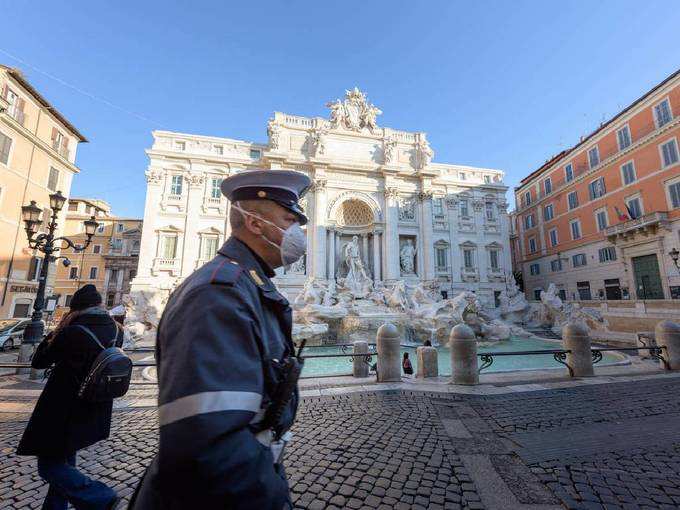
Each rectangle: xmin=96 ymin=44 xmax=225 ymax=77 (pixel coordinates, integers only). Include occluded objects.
xmin=243 ymin=212 xmax=266 ymax=236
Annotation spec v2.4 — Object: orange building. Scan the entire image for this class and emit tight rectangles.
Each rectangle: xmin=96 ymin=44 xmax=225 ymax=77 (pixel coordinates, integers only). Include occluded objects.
xmin=0 ymin=65 xmax=87 ymax=319
xmin=513 ymin=69 xmax=680 ymax=302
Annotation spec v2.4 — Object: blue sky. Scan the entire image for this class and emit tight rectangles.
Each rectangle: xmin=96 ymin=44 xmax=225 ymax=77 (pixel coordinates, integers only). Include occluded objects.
xmin=2 ymin=1 xmax=679 ymax=217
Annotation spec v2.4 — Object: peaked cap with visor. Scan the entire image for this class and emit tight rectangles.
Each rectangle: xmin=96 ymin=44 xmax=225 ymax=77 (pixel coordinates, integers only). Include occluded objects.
xmin=221 ymin=169 xmax=312 ymax=225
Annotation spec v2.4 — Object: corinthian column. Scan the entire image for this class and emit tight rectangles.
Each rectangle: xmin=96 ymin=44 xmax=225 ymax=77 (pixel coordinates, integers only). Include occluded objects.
xmin=372 ymin=232 xmax=381 ymax=282
xmin=418 ymin=189 xmax=435 ymax=280
xmin=312 ymin=177 xmax=327 ymax=279
xmin=384 ymin=187 xmax=400 ymax=280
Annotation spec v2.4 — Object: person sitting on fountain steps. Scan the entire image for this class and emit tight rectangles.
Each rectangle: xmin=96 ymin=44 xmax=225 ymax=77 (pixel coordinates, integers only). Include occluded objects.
xmin=130 ymin=169 xmax=311 ymax=510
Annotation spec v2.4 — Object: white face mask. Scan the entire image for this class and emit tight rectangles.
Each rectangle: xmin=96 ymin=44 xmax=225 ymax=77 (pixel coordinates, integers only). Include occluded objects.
xmin=232 ymin=203 xmax=307 ymax=266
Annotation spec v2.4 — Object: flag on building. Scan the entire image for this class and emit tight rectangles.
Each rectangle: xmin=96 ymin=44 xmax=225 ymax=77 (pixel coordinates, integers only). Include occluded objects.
xmin=614 ymin=205 xmax=629 ymax=221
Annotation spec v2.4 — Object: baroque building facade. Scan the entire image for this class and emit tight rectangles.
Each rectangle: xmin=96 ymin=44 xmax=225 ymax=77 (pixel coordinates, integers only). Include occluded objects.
xmin=133 ymin=89 xmax=510 ymax=305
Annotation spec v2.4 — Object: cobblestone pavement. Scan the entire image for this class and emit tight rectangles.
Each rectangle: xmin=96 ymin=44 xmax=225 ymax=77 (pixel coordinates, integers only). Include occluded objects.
xmin=2 ymin=376 xmax=680 ymax=509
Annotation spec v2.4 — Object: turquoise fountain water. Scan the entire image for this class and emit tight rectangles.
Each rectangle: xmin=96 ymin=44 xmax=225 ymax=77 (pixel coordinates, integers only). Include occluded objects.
xmin=300 ymin=336 xmax=622 ymax=377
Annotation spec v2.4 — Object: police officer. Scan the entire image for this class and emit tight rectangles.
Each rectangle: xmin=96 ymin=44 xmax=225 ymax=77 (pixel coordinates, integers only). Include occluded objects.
xmin=130 ymin=169 xmax=311 ymax=509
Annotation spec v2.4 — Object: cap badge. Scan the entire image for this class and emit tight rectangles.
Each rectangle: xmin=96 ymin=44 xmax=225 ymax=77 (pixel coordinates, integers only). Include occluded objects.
xmin=257 ymin=190 xmax=267 ymax=198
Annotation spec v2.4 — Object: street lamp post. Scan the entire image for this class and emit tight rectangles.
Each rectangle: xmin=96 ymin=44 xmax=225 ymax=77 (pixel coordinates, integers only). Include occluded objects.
xmin=17 ymin=191 xmax=98 ymax=378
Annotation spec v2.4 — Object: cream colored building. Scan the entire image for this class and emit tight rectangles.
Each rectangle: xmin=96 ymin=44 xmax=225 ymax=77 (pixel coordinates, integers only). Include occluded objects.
xmin=133 ymin=89 xmax=511 ymax=306
xmin=0 ymin=65 xmax=87 ymax=319
xmin=54 ymin=198 xmax=142 ymax=312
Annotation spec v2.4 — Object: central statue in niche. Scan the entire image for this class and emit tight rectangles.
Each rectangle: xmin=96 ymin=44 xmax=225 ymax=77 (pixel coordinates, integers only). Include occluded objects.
xmin=339 ymin=236 xmax=372 ymax=298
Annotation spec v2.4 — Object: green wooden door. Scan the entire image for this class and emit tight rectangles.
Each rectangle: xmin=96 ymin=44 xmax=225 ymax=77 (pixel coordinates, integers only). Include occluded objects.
xmin=632 ymin=254 xmax=664 ymax=299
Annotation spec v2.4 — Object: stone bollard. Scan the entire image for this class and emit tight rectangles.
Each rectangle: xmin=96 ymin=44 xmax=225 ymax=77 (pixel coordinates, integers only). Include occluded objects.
xmin=450 ymin=324 xmax=478 ymax=385
xmin=416 ymin=346 xmax=438 ymax=378
xmin=562 ymin=322 xmax=594 ymax=377
xmin=376 ymin=323 xmax=401 ymax=382
xmin=655 ymin=320 xmax=680 ymax=370
xmin=352 ymin=340 xmax=369 ymax=378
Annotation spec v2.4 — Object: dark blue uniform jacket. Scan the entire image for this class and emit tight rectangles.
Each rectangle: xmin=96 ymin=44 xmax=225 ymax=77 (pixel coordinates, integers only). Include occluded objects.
xmin=131 ymin=237 xmax=298 ymax=509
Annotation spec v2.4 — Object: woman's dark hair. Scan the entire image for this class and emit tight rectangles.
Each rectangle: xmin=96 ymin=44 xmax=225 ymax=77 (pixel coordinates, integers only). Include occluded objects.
xmin=403 ymin=352 xmax=409 ymax=359
xmin=424 ymin=340 xmax=432 ymax=346
xmin=49 ymin=309 xmax=82 ymax=342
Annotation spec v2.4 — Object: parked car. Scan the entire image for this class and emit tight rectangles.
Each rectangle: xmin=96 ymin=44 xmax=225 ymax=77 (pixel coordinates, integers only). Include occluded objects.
xmin=0 ymin=319 xmax=30 ymax=351
xmin=0 ymin=319 xmax=49 ymax=351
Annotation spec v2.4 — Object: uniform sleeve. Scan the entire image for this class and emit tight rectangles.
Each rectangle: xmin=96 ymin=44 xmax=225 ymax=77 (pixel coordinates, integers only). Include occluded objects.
xmin=155 ymin=283 xmax=289 ymax=509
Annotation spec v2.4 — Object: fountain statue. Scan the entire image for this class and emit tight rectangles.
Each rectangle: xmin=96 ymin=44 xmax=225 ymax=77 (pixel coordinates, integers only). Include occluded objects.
xmin=530 ymin=283 xmax=608 ymax=335
xmin=499 ymin=273 xmax=530 ymax=323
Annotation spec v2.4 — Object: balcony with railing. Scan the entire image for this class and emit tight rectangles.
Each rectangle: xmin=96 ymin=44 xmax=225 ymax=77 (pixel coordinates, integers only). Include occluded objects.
xmin=152 ymin=257 xmax=180 ymax=276
xmin=461 ymin=266 xmax=479 ymax=282
xmin=515 ymin=114 xmax=679 ymax=214
xmin=604 ymin=211 xmax=669 ymax=242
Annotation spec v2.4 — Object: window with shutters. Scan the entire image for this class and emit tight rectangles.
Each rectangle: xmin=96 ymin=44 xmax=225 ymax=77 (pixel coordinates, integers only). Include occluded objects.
xmin=654 ymin=99 xmax=673 ymax=128
xmin=570 ymin=219 xmax=582 ymax=240
xmin=544 ymin=204 xmax=554 ymax=221
xmin=572 ymin=254 xmax=587 ymax=267
xmin=93 ymin=244 xmax=101 ymax=254
xmin=551 ymin=259 xmax=562 ymax=272
xmin=523 ymin=191 xmax=531 ymax=206
xmin=89 ymin=267 xmax=98 ymax=280
xmin=617 ymin=125 xmax=631 ymax=150
xmin=589 ymin=177 xmax=606 ymax=200
xmin=51 ymin=128 xmax=69 ymax=159
xmin=530 ymin=263 xmax=540 ymax=275
xmin=528 ymin=237 xmax=537 ymax=254
xmin=0 ymin=131 xmax=12 ymax=165
xmin=543 ymin=177 xmax=552 ymax=195
xmin=626 ymin=196 xmax=642 ymax=219
xmin=117 ymin=223 xmax=124 ymax=233
xmin=598 ymin=246 xmax=617 ymax=263
xmin=69 ymin=267 xmax=79 ymax=280
xmin=484 ymin=175 xmax=491 ymax=184
xmin=47 ymin=167 xmax=59 ymax=191
xmin=68 ymin=201 xmax=78 ymax=211
xmin=3 ymin=86 xmax=26 ymax=125
xmin=524 ymin=214 xmax=535 ymax=229
xmin=568 ymin=191 xmax=579 ymax=210
xmin=621 ymin=161 xmax=636 ymax=185
xmin=64 ymin=295 xmax=73 ymax=307
xmin=660 ymin=139 xmax=679 ymax=168
xmin=588 ymin=147 xmax=600 ymax=169
xmin=565 ymin=163 xmax=574 ymax=182
xmin=250 ymin=149 xmax=261 ymax=159
xmin=595 ymin=208 xmax=608 ymax=231
xmin=214 ymin=145 xmax=223 ymax=155
xmin=549 ymin=228 xmax=558 ymax=247
xmin=28 ymin=257 xmax=41 ymax=281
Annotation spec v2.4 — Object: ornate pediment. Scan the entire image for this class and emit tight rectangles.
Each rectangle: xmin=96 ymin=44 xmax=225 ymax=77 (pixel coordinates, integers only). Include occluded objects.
xmin=326 ymin=88 xmax=382 ymax=133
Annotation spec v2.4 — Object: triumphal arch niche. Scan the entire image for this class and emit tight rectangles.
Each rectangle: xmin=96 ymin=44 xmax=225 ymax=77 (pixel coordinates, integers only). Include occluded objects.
xmin=135 ymin=87 xmax=510 ymax=308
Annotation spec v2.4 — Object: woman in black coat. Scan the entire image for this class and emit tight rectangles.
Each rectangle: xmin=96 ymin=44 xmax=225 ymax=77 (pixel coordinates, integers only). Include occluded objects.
xmin=17 ymin=284 xmax=121 ymax=510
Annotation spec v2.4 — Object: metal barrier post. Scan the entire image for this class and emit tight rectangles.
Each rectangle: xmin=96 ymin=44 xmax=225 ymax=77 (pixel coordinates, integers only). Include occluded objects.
xmin=655 ymin=320 xmax=680 ymax=370
xmin=376 ymin=323 xmax=401 ymax=382
xmin=352 ymin=340 xmax=369 ymax=378
xmin=450 ymin=324 xmax=478 ymax=385
xmin=563 ymin=322 xmax=593 ymax=377
xmin=416 ymin=346 xmax=438 ymax=378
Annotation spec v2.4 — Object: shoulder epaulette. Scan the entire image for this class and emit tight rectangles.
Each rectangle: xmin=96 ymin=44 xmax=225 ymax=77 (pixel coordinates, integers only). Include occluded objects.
xmin=209 ymin=257 xmax=244 ymax=286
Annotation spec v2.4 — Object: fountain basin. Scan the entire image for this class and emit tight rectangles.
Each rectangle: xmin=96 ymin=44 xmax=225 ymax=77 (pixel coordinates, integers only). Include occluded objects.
xmin=300 ymin=336 xmax=626 ymax=377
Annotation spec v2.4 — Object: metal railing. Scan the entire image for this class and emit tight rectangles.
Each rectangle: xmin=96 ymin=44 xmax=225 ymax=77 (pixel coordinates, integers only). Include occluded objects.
xmin=0 ymin=345 xmax=669 ymax=382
